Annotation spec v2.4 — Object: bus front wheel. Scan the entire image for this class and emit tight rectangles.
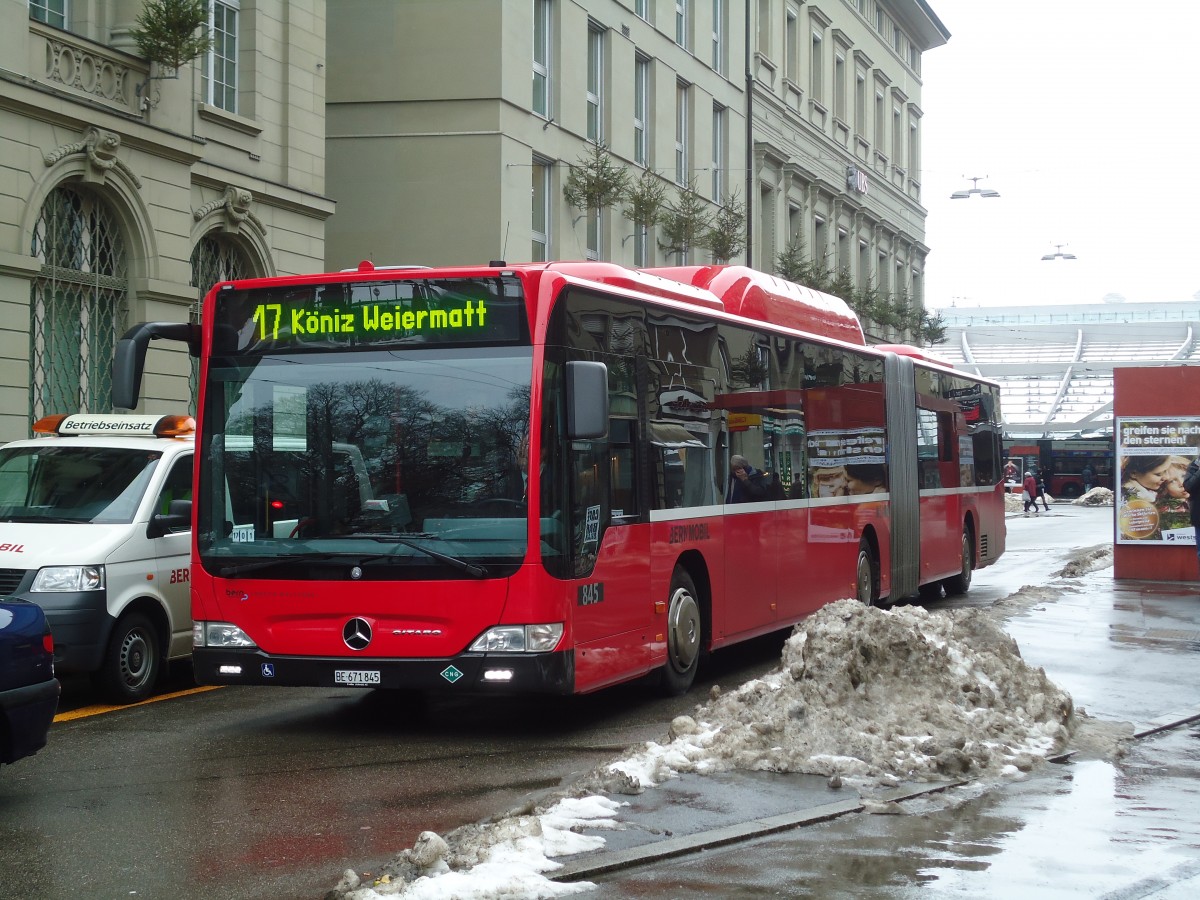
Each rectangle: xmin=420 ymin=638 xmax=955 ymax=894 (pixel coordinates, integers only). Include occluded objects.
xmin=660 ymin=568 xmax=702 ymax=696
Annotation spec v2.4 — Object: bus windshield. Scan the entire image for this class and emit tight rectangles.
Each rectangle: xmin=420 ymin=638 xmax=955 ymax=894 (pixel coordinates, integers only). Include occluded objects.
xmin=197 ymin=346 xmax=535 ymax=577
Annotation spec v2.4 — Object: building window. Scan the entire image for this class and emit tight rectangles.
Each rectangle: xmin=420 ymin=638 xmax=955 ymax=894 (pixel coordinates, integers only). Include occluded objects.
xmin=533 ymin=0 xmax=551 ymax=118
xmin=858 ymin=240 xmax=870 ymax=289
xmin=909 ymin=118 xmax=920 ymax=174
xmin=855 ymin=71 xmax=866 ymax=137
xmin=712 ymin=104 xmax=726 ymax=203
xmin=810 ymin=31 xmax=823 ymax=101
xmin=833 ymin=54 xmax=846 ymax=121
xmin=587 ymin=22 xmax=604 ymax=143
xmin=788 ymin=203 xmax=802 ymax=246
xmin=204 ymin=0 xmax=239 ymax=113
xmin=756 ymin=0 xmax=771 ymax=56
xmin=892 ymin=104 xmax=903 ymax=165
xmin=29 ymin=0 xmax=66 ymax=28
xmin=532 ymin=156 xmax=551 ymax=261
xmin=874 ymin=90 xmax=885 ymax=150
xmin=29 ymin=185 xmax=125 ymax=421
xmin=635 ymin=0 xmax=649 ymax=21
xmin=675 ymin=0 xmax=689 ymax=49
xmin=814 ymin=216 xmax=827 ymax=265
xmin=675 ymin=81 xmax=689 ymax=185
xmin=784 ymin=9 xmax=798 ymax=82
xmin=712 ymin=0 xmax=725 ymax=74
xmin=634 ymin=54 xmax=649 ymax=166
xmin=190 ymin=234 xmax=251 ymax=411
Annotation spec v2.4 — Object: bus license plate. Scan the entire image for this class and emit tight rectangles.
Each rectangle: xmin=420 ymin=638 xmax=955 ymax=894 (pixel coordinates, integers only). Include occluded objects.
xmin=334 ymin=669 xmax=380 ymax=686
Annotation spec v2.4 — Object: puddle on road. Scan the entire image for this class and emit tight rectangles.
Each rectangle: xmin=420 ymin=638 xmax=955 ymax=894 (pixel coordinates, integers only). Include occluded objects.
xmin=594 ymin=727 xmax=1200 ymax=898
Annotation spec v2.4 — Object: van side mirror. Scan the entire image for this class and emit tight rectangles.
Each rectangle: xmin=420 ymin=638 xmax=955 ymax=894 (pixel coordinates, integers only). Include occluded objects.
xmin=148 ymin=498 xmax=192 ymax=539
xmin=565 ymin=360 xmax=608 ymax=439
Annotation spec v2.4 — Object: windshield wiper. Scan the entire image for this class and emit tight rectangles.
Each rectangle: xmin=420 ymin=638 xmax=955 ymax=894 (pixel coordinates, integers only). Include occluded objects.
xmin=216 ymin=552 xmax=339 ymax=577
xmin=350 ymin=533 xmax=488 ymax=579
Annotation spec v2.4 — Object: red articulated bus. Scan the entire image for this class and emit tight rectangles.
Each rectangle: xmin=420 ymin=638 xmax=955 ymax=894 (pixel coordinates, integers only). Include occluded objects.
xmin=112 ymin=262 xmax=1006 ymax=697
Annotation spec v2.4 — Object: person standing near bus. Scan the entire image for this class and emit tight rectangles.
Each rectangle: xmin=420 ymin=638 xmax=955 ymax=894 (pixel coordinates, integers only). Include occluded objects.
xmin=1023 ymin=471 xmax=1039 ymax=516
xmin=1081 ymin=463 xmax=1095 ymax=493
xmin=1036 ymin=470 xmax=1051 ymax=512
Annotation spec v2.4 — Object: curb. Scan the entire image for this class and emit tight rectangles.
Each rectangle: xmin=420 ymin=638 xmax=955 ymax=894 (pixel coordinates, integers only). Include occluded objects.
xmin=550 ymin=779 xmax=967 ymax=883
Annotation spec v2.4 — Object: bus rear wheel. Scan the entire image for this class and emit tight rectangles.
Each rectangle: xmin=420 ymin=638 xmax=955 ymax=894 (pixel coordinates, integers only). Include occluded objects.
xmin=855 ymin=539 xmax=879 ymax=607
xmin=942 ymin=530 xmax=974 ymax=596
xmin=660 ymin=568 xmax=702 ymax=696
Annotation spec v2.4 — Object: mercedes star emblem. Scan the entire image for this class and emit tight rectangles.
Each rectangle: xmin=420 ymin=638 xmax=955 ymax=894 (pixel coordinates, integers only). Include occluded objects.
xmin=343 ymin=617 xmax=372 ymax=650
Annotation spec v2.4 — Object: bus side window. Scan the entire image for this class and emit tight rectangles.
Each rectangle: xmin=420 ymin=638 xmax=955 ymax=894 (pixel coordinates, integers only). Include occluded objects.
xmin=608 ymin=418 xmax=637 ymax=522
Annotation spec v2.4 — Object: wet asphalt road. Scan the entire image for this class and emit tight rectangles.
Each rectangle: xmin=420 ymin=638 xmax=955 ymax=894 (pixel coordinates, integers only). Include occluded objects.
xmin=581 ymin=504 xmax=1200 ymax=898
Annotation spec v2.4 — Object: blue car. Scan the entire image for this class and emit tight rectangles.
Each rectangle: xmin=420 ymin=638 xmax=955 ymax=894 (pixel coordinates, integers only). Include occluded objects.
xmin=0 ymin=596 xmax=60 ymax=766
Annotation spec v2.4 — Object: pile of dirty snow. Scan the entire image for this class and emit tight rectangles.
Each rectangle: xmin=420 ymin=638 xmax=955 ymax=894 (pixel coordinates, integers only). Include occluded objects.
xmin=1004 ymin=492 xmax=1025 ymax=514
xmin=329 ymin=600 xmax=1077 ymax=899
xmin=599 ymin=599 xmax=1074 ymax=791
xmin=1072 ymin=486 xmax=1114 ymax=506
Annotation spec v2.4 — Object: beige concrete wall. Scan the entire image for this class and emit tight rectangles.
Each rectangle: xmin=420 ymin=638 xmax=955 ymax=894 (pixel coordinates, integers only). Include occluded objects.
xmin=325 ymin=0 xmax=747 ymax=269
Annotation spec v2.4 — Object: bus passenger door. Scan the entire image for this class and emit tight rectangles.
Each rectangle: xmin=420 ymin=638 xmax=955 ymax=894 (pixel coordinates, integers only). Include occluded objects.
xmin=721 ymin=420 xmax=779 ymax=638
xmin=570 ymin=419 xmax=652 ymax=686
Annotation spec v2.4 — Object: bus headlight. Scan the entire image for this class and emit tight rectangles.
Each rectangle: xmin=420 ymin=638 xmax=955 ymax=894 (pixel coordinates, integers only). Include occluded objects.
xmin=194 ymin=621 xmax=257 ymax=649
xmin=31 ymin=565 xmax=105 ymax=592
xmin=469 ymin=623 xmax=563 ymax=653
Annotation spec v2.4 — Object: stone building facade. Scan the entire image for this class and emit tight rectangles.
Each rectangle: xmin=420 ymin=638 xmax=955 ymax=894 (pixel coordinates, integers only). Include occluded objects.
xmin=0 ymin=0 xmax=331 ymax=437
xmin=324 ymin=0 xmax=944 ymax=342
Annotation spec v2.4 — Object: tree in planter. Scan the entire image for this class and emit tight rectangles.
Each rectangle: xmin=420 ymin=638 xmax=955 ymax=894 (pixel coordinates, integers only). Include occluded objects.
xmin=659 ymin=180 xmax=712 ymax=261
xmin=622 ymin=169 xmax=668 ymax=264
xmin=700 ymin=190 xmax=747 ymax=263
xmin=132 ymin=0 xmax=212 ymax=74
xmin=776 ymin=237 xmax=834 ymax=293
xmin=918 ymin=309 xmax=948 ymax=346
xmin=563 ymin=143 xmax=630 ymax=253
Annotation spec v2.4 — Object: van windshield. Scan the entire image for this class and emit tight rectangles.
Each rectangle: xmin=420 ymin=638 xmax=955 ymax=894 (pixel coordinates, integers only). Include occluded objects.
xmin=198 ymin=346 xmax=539 ymax=578
xmin=0 ymin=446 xmax=161 ymax=524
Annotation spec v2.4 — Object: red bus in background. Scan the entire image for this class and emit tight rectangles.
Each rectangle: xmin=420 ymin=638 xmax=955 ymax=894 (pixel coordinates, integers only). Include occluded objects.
xmin=112 ymin=262 xmax=1006 ymax=697
xmin=1005 ymin=437 xmax=1114 ymax=498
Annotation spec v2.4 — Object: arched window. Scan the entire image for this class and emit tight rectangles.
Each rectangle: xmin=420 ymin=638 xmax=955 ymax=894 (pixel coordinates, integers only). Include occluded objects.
xmin=190 ymin=234 xmax=252 ymax=408
xmin=29 ymin=185 xmax=127 ymax=421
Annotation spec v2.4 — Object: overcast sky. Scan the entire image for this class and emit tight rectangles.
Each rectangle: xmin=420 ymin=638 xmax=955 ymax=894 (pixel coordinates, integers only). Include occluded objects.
xmin=919 ymin=1 xmax=1200 ymax=309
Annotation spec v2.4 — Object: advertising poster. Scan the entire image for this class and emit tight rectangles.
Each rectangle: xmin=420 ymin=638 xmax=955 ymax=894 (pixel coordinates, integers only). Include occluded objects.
xmin=806 ymin=427 xmax=887 ymax=497
xmin=1114 ymin=417 xmax=1200 ymax=545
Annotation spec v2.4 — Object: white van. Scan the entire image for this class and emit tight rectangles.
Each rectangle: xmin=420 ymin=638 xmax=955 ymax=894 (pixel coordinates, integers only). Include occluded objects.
xmin=0 ymin=413 xmax=194 ymax=703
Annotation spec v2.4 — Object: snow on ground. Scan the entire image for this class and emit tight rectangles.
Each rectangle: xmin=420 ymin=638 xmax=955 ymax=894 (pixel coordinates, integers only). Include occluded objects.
xmin=1072 ymin=486 xmax=1114 ymax=506
xmin=330 ymin=599 xmax=1078 ymax=899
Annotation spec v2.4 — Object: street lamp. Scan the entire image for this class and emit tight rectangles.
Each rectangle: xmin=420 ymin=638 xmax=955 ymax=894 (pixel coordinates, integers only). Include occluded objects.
xmin=1041 ymin=243 xmax=1077 ymax=261
xmin=950 ymin=176 xmax=1000 ymax=199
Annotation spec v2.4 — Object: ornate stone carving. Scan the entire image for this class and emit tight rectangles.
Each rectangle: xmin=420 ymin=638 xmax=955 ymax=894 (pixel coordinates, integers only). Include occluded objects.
xmin=43 ymin=127 xmax=142 ymax=188
xmin=45 ymin=36 xmax=131 ymax=106
xmin=193 ymin=185 xmax=266 ymax=235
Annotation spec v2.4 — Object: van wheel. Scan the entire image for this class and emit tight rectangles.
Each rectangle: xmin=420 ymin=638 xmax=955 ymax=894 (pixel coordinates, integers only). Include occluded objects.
xmin=942 ymin=530 xmax=974 ymax=596
xmin=95 ymin=613 xmax=161 ymax=704
xmin=660 ymin=568 xmax=702 ymax=696
xmin=855 ymin=539 xmax=880 ymax=606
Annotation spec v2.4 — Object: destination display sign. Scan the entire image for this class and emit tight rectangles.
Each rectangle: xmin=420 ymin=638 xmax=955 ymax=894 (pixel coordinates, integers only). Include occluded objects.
xmin=212 ymin=277 xmax=528 ymax=353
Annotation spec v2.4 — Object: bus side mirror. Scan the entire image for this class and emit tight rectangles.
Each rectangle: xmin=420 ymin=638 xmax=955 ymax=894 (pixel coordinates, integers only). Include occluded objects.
xmin=112 ymin=322 xmax=201 ymax=410
xmin=566 ymin=361 xmax=608 ymax=440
